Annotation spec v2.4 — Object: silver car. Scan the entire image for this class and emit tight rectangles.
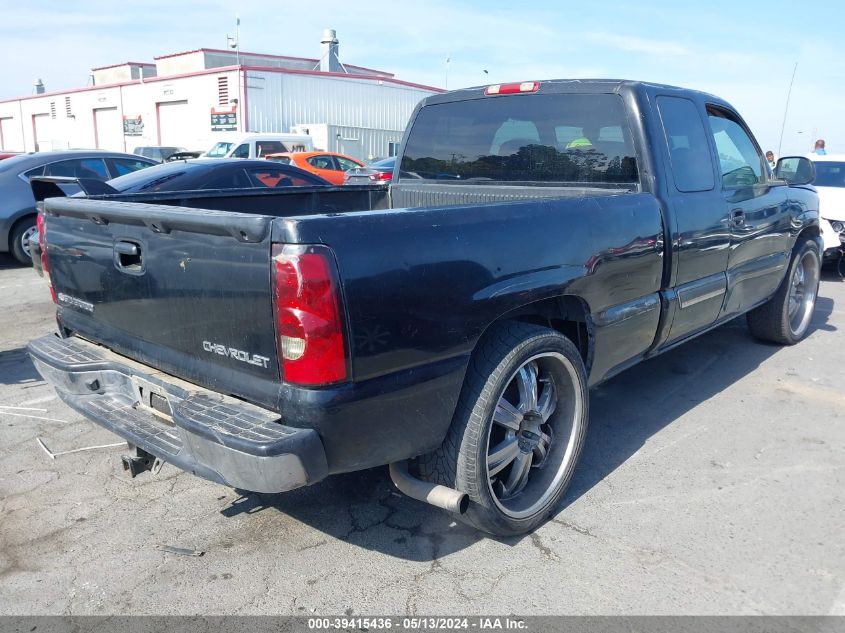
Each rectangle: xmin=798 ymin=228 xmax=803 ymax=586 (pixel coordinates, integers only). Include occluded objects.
xmin=0 ymin=151 xmax=155 ymax=264
xmin=343 ymin=156 xmax=396 ymax=185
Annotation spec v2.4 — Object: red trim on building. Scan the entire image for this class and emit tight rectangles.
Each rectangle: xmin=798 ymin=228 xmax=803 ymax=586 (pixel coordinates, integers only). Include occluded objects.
xmin=0 ymin=64 xmax=444 ymax=106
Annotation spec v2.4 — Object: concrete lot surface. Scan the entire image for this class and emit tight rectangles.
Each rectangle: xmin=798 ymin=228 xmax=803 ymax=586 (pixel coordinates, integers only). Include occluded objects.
xmin=0 ymin=255 xmax=843 ymax=615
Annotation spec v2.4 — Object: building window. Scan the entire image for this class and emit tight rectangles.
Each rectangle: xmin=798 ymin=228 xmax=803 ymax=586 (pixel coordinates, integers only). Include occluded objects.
xmin=65 ymin=96 xmax=73 ymax=118
xmin=388 ymin=142 xmax=399 ymax=157
xmin=50 ymin=102 xmax=56 ymax=119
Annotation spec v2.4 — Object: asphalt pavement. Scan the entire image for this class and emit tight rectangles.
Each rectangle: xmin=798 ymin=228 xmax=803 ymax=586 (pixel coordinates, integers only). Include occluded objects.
xmin=0 ymin=255 xmax=842 ymax=615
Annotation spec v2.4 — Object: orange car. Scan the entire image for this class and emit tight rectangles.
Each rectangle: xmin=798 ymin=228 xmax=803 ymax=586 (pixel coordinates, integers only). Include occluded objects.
xmin=265 ymin=151 xmax=364 ymax=185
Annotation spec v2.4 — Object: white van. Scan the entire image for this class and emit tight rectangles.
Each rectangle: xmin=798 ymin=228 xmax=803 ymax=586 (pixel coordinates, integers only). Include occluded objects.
xmin=204 ymin=133 xmax=314 ymax=159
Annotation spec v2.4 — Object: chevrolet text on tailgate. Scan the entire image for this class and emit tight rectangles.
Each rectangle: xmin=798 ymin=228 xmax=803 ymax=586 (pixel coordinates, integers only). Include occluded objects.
xmin=29 ymin=80 xmax=822 ymax=536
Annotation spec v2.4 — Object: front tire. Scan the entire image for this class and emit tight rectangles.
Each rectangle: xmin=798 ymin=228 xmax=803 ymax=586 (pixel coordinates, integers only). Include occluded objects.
xmin=418 ymin=322 xmax=589 ymax=536
xmin=747 ymin=239 xmax=821 ymax=345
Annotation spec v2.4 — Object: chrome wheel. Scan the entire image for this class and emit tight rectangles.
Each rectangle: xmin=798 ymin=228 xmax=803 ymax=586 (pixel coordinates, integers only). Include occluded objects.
xmin=485 ymin=352 xmax=583 ymax=519
xmin=787 ymin=250 xmax=819 ymax=337
xmin=20 ymin=224 xmax=38 ymax=259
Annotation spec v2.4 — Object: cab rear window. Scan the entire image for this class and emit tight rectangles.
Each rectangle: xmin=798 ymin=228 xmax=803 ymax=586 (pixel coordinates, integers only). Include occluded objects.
xmin=400 ymin=93 xmax=639 ymax=187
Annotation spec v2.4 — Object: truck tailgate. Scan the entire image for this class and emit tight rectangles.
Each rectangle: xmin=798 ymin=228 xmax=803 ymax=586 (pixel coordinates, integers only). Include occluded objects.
xmin=42 ymin=197 xmax=281 ymax=408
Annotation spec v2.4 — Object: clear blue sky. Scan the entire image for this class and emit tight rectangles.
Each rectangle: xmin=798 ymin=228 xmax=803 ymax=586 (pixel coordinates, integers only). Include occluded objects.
xmin=2 ymin=0 xmax=842 ymax=155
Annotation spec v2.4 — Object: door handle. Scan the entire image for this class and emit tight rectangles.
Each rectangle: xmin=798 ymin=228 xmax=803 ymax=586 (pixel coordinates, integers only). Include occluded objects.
xmin=730 ymin=208 xmax=745 ymax=227
xmin=114 ymin=240 xmax=143 ymax=273
xmin=114 ymin=241 xmax=138 ymax=256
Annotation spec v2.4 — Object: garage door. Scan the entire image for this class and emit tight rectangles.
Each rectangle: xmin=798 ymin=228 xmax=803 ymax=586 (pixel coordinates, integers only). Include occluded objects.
xmin=94 ymin=107 xmax=123 ymax=151
xmin=32 ymin=113 xmax=51 ymax=152
xmin=157 ymin=100 xmax=191 ymax=147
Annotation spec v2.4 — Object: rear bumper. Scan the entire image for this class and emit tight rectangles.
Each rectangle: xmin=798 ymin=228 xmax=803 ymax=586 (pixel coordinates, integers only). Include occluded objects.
xmin=27 ymin=334 xmax=329 ymax=493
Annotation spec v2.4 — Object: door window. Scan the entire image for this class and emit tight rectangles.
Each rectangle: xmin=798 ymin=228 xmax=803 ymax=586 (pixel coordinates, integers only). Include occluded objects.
xmin=244 ymin=167 xmax=316 ymax=188
xmin=307 ymin=155 xmax=337 ymax=170
xmin=707 ymin=108 xmax=765 ymax=188
xmin=44 ymin=158 xmax=108 ymax=179
xmin=109 ymin=158 xmax=153 ymax=177
xmin=204 ymin=168 xmax=251 ymax=189
xmin=657 ymin=96 xmax=715 ymax=192
xmin=231 ymin=143 xmax=250 ymax=158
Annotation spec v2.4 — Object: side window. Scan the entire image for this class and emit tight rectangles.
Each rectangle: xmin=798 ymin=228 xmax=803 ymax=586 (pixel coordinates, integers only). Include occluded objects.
xmin=244 ymin=168 xmax=314 ymax=188
xmin=23 ymin=165 xmax=45 ymax=179
xmin=109 ymin=158 xmax=152 ymax=177
xmin=204 ymin=169 xmax=251 ymax=189
xmin=656 ymin=96 xmax=715 ymax=192
xmin=231 ymin=143 xmax=250 ymax=158
xmin=256 ymin=141 xmax=287 ymax=157
xmin=707 ymin=108 xmax=765 ymax=187
xmin=336 ymin=157 xmax=360 ymax=171
xmin=78 ymin=159 xmax=109 ymax=179
xmin=306 ymin=155 xmax=336 ymax=170
xmin=44 ymin=158 xmax=108 ymax=179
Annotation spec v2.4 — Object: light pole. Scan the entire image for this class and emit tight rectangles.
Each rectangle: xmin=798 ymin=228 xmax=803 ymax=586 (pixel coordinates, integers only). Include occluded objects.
xmin=227 ymin=15 xmax=242 ymax=131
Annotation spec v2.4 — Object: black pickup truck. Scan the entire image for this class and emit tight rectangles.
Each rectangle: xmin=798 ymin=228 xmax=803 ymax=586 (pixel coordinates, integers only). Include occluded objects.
xmin=29 ymin=80 xmax=822 ymax=536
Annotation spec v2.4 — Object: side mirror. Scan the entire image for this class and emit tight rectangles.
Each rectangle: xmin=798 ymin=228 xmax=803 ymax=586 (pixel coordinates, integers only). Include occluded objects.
xmin=774 ymin=156 xmax=815 ymax=186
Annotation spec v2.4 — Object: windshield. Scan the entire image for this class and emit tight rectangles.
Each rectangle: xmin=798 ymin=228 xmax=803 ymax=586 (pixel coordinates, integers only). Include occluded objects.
xmin=205 ymin=142 xmax=234 ymax=158
xmin=814 ymin=162 xmax=845 ymax=188
xmin=400 ymin=93 xmax=639 ymax=187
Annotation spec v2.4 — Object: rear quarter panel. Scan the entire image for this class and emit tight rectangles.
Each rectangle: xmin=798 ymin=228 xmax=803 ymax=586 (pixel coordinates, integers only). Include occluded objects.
xmin=275 ymin=192 xmax=664 ymax=385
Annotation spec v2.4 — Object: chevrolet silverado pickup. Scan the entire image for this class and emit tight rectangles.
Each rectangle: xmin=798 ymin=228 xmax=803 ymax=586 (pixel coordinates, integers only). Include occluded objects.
xmin=28 ymin=80 xmax=822 ymax=536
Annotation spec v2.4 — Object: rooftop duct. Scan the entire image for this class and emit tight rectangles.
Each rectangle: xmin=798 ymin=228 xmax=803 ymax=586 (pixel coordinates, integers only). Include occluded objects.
xmin=319 ymin=29 xmax=344 ymax=73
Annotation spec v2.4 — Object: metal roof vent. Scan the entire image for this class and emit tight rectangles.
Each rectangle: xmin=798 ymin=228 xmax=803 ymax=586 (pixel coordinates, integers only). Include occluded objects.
xmin=319 ymin=29 xmax=345 ymax=73
xmin=33 ymin=78 xmax=45 ymax=95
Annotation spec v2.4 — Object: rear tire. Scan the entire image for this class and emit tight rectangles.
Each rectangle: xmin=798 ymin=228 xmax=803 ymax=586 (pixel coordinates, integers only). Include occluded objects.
xmin=418 ymin=322 xmax=589 ymax=536
xmin=10 ymin=216 xmax=37 ymax=266
xmin=747 ymin=239 xmax=821 ymax=345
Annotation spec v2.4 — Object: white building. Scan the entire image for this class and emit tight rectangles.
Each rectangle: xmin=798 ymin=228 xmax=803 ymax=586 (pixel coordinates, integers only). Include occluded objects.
xmin=0 ymin=30 xmax=441 ymax=161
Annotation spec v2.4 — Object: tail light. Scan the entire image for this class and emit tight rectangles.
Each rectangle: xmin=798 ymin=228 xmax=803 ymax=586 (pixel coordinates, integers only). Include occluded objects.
xmin=272 ymin=244 xmax=348 ymax=386
xmin=36 ymin=212 xmax=57 ymax=304
xmin=369 ymin=171 xmax=393 ymax=183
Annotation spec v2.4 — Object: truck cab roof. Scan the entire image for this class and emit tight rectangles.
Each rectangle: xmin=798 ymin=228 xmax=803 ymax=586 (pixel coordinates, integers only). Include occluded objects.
xmin=421 ymin=78 xmax=732 ymax=111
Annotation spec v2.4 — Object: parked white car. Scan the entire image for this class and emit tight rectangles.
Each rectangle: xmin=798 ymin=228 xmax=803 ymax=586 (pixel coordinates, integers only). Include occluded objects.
xmin=204 ymin=133 xmax=314 ymax=160
xmin=809 ymin=154 xmax=845 ymax=261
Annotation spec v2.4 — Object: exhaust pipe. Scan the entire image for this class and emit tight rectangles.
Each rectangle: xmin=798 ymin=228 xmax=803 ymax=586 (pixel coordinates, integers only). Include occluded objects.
xmin=388 ymin=461 xmax=469 ymax=514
